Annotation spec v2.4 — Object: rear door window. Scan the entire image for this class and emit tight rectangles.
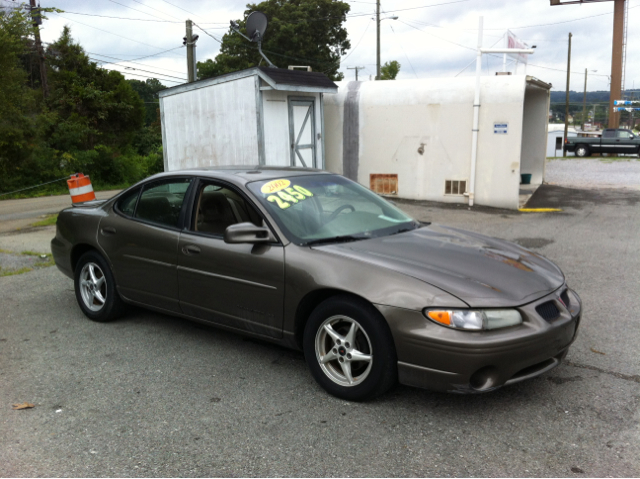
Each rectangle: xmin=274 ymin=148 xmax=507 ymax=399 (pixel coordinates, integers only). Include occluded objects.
xmin=135 ymin=179 xmax=192 ymax=228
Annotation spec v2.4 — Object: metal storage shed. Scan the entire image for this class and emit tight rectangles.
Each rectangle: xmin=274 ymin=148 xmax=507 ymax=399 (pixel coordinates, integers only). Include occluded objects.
xmin=159 ymin=67 xmax=338 ymax=172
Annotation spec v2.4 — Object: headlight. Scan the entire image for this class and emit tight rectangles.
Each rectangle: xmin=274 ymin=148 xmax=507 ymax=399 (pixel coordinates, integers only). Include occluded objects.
xmin=423 ymin=309 xmax=523 ymax=331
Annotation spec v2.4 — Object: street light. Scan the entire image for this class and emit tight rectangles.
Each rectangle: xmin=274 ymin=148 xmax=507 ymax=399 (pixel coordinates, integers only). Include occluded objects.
xmin=375 ymin=1 xmax=398 ymax=80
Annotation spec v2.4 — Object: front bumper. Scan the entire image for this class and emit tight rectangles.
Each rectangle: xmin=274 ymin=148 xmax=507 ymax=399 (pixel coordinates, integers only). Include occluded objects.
xmin=379 ymin=287 xmax=582 ymax=393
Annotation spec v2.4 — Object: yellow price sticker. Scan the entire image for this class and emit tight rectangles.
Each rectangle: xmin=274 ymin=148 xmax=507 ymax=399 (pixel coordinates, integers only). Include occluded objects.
xmin=265 ymin=185 xmax=314 ymax=210
xmin=261 ymin=179 xmax=291 ymax=194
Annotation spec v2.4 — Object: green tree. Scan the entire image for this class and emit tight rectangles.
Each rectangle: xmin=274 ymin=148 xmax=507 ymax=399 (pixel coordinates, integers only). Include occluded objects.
xmin=0 ymin=9 xmax=39 ymax=192
xmin=197 ymin=0 xmax=350 ymax=81
xmin=127 ymin=78 xmax=166 ymax=126
xmin=380 ymin=60 xmax=400 ymax=80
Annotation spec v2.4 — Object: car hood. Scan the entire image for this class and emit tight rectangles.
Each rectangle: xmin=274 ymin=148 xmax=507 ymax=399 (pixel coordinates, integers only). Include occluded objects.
xmin=315 ymin=224 xmax=564 ymax=307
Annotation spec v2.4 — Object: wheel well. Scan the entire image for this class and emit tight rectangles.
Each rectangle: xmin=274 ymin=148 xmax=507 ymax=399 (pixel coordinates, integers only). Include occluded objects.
xmin=293 ymin=289 xmax=371 ymax=349
xmin=70 ymin=244 xmax=98 ymax=273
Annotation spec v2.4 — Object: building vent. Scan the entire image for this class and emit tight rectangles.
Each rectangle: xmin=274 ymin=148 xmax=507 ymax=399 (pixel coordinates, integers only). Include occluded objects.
xmin=445 ymin=180 xmax=467 ymax=196
xmin=370 ymin=174 xmax=398 ymax=195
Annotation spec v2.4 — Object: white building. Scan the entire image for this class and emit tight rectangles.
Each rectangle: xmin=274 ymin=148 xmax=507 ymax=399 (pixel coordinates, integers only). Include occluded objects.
xmin=547 ymin=124 xmax=577 ymax=157
xmin=323 ymin=75 xmax=551 ymax=210
xmin=159 ymin=67 xmax=337 ymax=171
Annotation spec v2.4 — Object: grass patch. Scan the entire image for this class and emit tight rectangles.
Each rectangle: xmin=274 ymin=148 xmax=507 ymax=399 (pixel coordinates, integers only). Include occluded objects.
xmin=0 ymin=267 xmax=33 ymax=277
xmin=0 ymin=252 xmax=55 ymax=277
xmin=30 ymin=214 xmax=58 ymax=227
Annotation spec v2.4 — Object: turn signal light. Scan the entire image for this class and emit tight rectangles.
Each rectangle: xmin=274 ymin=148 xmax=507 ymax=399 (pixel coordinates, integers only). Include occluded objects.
xmin=427 ymin=310 xmax=452 ymax=325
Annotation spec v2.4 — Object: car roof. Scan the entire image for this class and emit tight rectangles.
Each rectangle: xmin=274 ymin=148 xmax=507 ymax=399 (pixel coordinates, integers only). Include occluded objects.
xmin=150 ymin=166 xmax=332 ymax=185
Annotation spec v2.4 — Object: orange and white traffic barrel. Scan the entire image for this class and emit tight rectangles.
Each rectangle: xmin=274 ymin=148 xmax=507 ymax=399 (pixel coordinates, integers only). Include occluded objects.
xmin=67 ymin=173 xmax=96 ymax=203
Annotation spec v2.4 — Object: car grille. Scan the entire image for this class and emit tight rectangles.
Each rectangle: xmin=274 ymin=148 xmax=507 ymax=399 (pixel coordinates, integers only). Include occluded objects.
xmin=560 ymin=289 xmax=571 ymax=308
xmin=536 ymin=301 xmax=560 ymax=321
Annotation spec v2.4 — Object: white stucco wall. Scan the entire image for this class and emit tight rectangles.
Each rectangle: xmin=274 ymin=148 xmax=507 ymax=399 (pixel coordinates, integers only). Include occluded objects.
xmin=160 ymin=75 xmax=260 ymax=171
xmin=324 ymin=75 xmax=549 ymax=210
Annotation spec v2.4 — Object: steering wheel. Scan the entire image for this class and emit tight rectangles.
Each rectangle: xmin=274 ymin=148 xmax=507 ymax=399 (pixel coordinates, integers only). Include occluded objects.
xmin=327 ymin=204 xmax=355 ymax=223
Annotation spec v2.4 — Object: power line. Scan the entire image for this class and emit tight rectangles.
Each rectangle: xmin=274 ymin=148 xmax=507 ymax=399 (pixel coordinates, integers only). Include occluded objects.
xmin=100 ymin=66 xmax=183 ymax=83
xmin=59 ymin=11 xmax=183 ymax=23
xmin=158 ymin=0 xmax=202 ymax=19
xmin=88 ymin=48 xmax=186 ymax=74
xmin=50 ymin=12 xmax=184 ymax=58
xmin=106 ymin=0 xmax=168 ymax=21
xmin=129 ymin=0 xmax=181 ymax=21
xmin=485 ymin=4 xmax=640 ymax=31
xmin=389 ymin=24 xmax=417 ymax=79
xmin=95 ymin=60 xmax=187 ymax=81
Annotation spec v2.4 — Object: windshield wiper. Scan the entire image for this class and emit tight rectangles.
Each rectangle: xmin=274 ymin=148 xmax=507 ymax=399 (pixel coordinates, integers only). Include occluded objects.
xmin=387 ymin=222 xmax=423 ymax=236
xmin=304 ymin=235 xmax=367 ymax=247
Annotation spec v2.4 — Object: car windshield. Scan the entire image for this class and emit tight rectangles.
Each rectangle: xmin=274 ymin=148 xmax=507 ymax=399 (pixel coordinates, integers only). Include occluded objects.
xmin=247 ymin=174 xmax=419 ymax=245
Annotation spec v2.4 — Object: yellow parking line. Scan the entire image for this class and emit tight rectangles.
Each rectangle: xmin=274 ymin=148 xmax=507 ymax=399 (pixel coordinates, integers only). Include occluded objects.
xmin=518 ymin=208 xmax=562 ymax=212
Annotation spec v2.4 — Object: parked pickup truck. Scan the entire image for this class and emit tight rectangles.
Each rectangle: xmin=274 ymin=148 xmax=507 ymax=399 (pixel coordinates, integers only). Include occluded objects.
xmin=564 ymin=128 xmax=640 ymax=157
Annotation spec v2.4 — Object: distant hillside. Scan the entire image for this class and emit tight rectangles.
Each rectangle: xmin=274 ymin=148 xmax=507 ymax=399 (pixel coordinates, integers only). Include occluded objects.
xmin=550 ymin=89 xmax=640 ymax=104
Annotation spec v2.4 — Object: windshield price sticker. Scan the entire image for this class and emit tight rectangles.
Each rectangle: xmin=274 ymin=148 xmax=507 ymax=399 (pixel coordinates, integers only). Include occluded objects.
xmin=261 ymin=179 xmax=291 ymax=194
xmin=264 ymin=183 xmax=314 ymax=210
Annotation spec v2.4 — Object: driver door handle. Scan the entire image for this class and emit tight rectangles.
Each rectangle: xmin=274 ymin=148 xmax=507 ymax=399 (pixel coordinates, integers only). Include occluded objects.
xmin=182 ymin=245 xmax=201 ymax=255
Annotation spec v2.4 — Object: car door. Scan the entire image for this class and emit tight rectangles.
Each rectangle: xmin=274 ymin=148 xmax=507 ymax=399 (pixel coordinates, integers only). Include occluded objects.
xmin=177 ymin=180 xmax=285 ymax=339
xmin=598 ymin=129 xmax=617 ymax=154
xmin=614 ymin=129 xmax=637 ymax=155
xmin=98 ymin=177 xmax=193 ymax=313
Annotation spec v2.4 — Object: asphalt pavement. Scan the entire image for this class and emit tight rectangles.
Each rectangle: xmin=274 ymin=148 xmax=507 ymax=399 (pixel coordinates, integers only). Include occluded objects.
xmin=1 ymin=182 xmax=639 ymax=477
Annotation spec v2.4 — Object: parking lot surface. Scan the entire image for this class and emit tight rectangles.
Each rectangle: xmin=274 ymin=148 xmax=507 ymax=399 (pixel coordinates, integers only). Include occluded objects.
xmin=1 ymin=182 xmax=639 ymax=477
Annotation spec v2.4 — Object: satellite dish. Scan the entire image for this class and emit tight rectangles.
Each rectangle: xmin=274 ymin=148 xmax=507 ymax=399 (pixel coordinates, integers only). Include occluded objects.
xmin=246 ymin=11 xmax=268 ymax=42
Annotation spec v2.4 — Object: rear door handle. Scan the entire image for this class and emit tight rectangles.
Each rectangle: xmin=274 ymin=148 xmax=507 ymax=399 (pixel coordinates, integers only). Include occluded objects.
xmin=101 ymin=227 xmax=116 ymax=235
xmin=182 ymin=245 xmax=201 ymax=255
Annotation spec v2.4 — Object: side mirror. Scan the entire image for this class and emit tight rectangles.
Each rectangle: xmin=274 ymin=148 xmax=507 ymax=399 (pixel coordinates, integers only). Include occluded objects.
xmin=224 ymin=222 xmax=273 ymax=244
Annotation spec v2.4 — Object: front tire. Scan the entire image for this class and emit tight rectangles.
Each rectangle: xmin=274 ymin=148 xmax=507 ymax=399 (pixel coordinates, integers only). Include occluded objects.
xmin=303 ymin=295 xmax=397 ymax=401
xmin=575 ymin=145 xmax=590 ymax=157
xmin=74 ymin=251 xmax=125 ymax=322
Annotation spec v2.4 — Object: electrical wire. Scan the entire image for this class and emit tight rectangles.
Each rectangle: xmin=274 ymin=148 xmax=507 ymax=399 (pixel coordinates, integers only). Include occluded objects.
xmin=158 ymin=0 xmax=202 ymax=19
xmin=50 ymin=12 xmax=184 ymax=58
xmin=389 ymin=23 xmax=418 ymax=79
xmin=100 ymin=66 xmax=183 ymax=83
xmin=129 ymin=0 xmax=181 ymax=22
xmin=59 ymin=11 xmax=183 ymax=22
xmin=95 ymin=60 xmax=187 ymax=81
xmin=193 ymin=23 xmax=223 ymax=44
xmin=88 ymin=48 xmax=186 ymax=74
xmin=86 ymin=47 xmax=184 ymax=63
xmin=106 ymin=0 xmax=168 ymax=21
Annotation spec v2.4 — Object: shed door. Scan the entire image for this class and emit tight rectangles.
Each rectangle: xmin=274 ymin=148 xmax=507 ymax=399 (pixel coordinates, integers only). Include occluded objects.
xmin=289 ymin=98 xmax=316 ymax=168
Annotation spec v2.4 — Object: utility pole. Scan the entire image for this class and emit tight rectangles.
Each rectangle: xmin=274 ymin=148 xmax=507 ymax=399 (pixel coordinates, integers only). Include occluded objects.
xmin=582 ymin=68 xmax=588 ymax=131
xmin=563 ymin=32 xmax=572 ymax=158
xmin=184 ymin=20 xmax=199 ymax=83
xmin=376 ymin=0 xmax=381 ymax=80
xmin=609 ymin=0 xmax=625 ymax=128
xmin=347 ymin=66 xmax=365 ymax=81
xmin=550 ymin=0 xmax=626 ymax=129
xmin=29 ymin=0 xmax=48 ymax=98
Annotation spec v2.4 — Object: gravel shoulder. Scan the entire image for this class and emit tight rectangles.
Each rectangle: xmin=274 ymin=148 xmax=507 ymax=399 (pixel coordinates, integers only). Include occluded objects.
xmin=545 ymin=158 xmax=640 ymax=190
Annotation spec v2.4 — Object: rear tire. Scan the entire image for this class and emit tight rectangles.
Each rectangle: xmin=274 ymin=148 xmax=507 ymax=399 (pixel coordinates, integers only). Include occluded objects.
xmin=74 ymin=251 xmax=125 ymax=322
xmin=575 ymin=145 xmax=590 ymax=157
xmin=303 ymin=295 xmax=397 ymax=401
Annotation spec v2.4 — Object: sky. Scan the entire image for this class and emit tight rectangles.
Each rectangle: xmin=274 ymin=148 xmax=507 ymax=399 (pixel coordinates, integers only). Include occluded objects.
xmin=2 ymin=0 xmax=639 ymax=96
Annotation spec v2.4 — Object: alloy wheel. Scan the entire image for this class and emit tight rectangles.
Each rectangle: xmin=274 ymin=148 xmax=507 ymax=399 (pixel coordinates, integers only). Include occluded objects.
xmin=79 ymin=262 xmax=107 ymax=312
xmin=315 ymin=315 xmax=373 ymax=387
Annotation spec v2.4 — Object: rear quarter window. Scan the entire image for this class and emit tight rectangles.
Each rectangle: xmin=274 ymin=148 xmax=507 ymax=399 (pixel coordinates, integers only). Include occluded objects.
xmin=116 ymin=188 xmax=140 ymax=217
